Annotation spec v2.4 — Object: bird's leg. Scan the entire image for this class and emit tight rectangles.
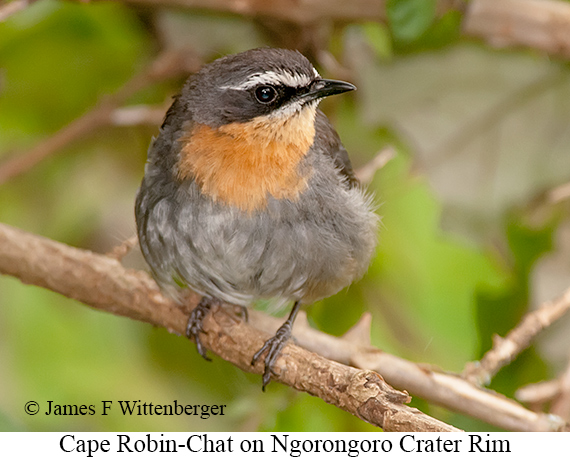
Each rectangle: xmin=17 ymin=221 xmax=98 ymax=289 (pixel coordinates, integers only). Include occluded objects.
xmin=186 ymin=296 xmax=220 ymax=361
xmin=251 ymin=301 xmax=302 ymax=390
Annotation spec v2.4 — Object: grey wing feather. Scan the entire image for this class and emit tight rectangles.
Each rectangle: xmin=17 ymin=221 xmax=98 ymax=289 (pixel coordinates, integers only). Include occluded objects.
xmin=314 ymin=110 xmax=358 ymax=188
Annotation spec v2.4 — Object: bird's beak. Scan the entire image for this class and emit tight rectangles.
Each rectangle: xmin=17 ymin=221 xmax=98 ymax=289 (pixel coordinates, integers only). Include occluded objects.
xmin=300 ymin=79 xmax=356 ymax=103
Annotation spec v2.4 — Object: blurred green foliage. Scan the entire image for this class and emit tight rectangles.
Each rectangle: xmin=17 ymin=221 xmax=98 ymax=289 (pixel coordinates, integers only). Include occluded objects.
xmin=0 ymin=0 xmax=567 ymax=432
xmin=386 ymin=0 xmax=461 ymax=52
xmin=387 ymin=0 xmax=437 ymax=44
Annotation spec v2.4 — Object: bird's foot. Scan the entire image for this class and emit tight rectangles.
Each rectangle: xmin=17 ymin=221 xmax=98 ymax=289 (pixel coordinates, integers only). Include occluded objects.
xmin=186 ymin=296 xmax=220 ymax=361
xmin=251 ymin=321 xmax=293 ymax=390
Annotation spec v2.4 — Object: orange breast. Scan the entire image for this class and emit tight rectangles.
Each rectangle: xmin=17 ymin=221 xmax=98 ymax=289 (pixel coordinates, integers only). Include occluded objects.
xmin=177 ymin=107 xmax=316 ymax=212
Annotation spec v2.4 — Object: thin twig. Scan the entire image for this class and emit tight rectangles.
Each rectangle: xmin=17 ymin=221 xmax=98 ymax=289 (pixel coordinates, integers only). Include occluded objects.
xmin=517 ymin=354 xmax=570 ymax=421
xmin=355 ymin=146 xmax=396 ymax=185
xmin=463 ymin=287 xmax=570 ymax=386
xmin=0 ymin=222 xmax=459 ymax=432
xmin=105 ymin=234 xmax=139 ymax=261
xmin=0 ymin=104 xmax=113 ymax=184
xmin=549 ymin=181 xmax=570 ymax=205
xmin=0 ymin=0 xmax=37 ymax=21
xmin=516 ymin=379 xmax=561 ymax=406
xmin=550 ymin=353 xmax=570 ymax=421
xmin=0 ymin=50 xmax=201 ymax=184
xmin=110 ymin=104 xmax=169 ymax=127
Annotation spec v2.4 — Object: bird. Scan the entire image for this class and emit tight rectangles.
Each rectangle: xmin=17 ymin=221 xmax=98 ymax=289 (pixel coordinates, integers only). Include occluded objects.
xmin=135 ymin=47 xmax=378 ymax=389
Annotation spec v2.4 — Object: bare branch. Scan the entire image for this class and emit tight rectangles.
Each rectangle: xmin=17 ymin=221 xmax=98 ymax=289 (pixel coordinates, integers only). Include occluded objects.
xmin=0 ymin=222 xmax=458 ymax=432
xmin=252 ymin=312 xmax=566 ymax=432
xmin=3 ymin=222 xmax=565 ymax=431
xmin=550 ymin=353 xmax=570 ymax=421
xmin=111 ymin=0 xmax=465 ymax=25
xmin=0 ymin=104 xmax=111 ymax=185
xmin=0 ymin=50 xmax=201 ymax=184
xmin=112 ymin=0 xmax=570 ymax=59
xmin=355 ymin=146 xmax=396 ymax=185
xmin=463 ymin=288 xmax=570 ymax=386
xmin=354 ymin=352 xmax=565 ymax=432
xmin=0 ymin=0 xmax=38 ymax=22
xmin=516 ymin=353 xmax=570 ymax=422
xmin=105 ymin=234 xmax=139 ymax=261
xmin=517 ymin=379 xmax=561 ymax=405
xmin=6 ymin=0 xmax=570 ymax=182
xmin=464 ymin=0 xmax=570 ymax=58
xmin=110 ymin=104 xmax=169 ymax=127
xmin=112 ymin=0 xmax=389 ymax=24
xmin=549 ymin=181 xmax=570 ymax=204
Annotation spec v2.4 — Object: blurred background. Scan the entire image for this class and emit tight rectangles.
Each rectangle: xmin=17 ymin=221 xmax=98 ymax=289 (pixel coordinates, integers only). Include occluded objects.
xmin=1 ymin=0 xmax=570 ymax=432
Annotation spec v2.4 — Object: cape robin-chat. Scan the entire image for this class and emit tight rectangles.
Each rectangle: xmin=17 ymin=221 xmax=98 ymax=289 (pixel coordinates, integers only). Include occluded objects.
xmin=135 ymin=48 xmax=378 ymax=388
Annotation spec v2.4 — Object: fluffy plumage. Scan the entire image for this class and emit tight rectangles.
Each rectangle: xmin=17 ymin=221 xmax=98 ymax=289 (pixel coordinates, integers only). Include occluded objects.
xmin=135 ymin=48 xmax=378 ymax=386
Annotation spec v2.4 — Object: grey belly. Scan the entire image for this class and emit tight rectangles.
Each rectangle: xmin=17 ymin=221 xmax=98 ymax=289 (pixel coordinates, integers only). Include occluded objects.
xmin=143 ymin=180 xmax=377 ymax=307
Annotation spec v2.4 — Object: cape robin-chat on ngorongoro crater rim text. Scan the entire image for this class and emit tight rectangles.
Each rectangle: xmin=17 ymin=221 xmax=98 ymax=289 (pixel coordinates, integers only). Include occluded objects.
xmin=135 ymin=48 xmax=378 ymax=388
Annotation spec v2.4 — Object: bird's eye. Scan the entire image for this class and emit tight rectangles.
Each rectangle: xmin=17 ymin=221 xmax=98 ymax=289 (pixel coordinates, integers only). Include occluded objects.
xmin=255 ymin=85 xmax=277 ymax=104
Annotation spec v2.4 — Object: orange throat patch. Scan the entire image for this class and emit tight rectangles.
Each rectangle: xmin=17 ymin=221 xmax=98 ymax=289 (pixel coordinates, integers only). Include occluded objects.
xmin=178 ymin=107 xmax=316 ymax=212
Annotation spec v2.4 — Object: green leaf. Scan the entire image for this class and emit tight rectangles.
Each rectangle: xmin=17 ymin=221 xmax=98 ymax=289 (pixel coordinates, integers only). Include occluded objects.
xmin=474 ymin=211 xmax=557 ymax=397
xmin=362 ymin=22 xmax=392 ymax=60
xmin=386 ymin=0 xmax=437 ymax=43
xmin=476 ymin=212 xmax=556 ymax=356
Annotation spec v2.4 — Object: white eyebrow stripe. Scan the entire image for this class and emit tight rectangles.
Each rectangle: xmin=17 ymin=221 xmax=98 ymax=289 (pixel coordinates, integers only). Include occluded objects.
xmin=222 ymin=70 xmax=317 ymax=90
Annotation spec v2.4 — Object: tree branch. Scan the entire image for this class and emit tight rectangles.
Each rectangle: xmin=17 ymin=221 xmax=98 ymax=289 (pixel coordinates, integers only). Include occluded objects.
xmin=110 ymin=0 xmax=391 ymax=24
xmin=255 ymin=311 xmax=565 ymax=432
xmin=2 ymin=222 xmax=565 ymax=431
xmin=517 ymin=378 xmax=561 ymax=406
xmin=516 ymin=352 xmax=570 ymax=421
xmin=6 ymin=0 xmax=570 ymax=182
xmin=103 ymin=220 xmax=568 ymax=432
xmin=550 ymin=352 xmax=570 ymax=421
xmin=0 ymin=0 xmax=39 ymax=22
xmin=110 ymin=104 xmax=170 ymax=127
xmin=463 ymin=0 xmax=570 ymax=58
xmin=0 ymin=222 xmax=459 ymax=432
xmin=463 ymin=287 xmax=570 ymax=386
xmin=354 ymin=146 xmax=396 ymax=185
xmin=549 ymin=181 xmax=570 ymax=204
xmin=0 ymin=50 xmax=201 ymax=185
xmin=113 ymin=0 xmax=570 ymax=59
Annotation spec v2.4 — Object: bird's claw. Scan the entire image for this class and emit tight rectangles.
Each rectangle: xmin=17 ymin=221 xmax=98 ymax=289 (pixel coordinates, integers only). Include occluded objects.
xmin=251 ymin=323 xmax=292 ymax=390
xmin=186 ymin=297 xmax=217 ymax=361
